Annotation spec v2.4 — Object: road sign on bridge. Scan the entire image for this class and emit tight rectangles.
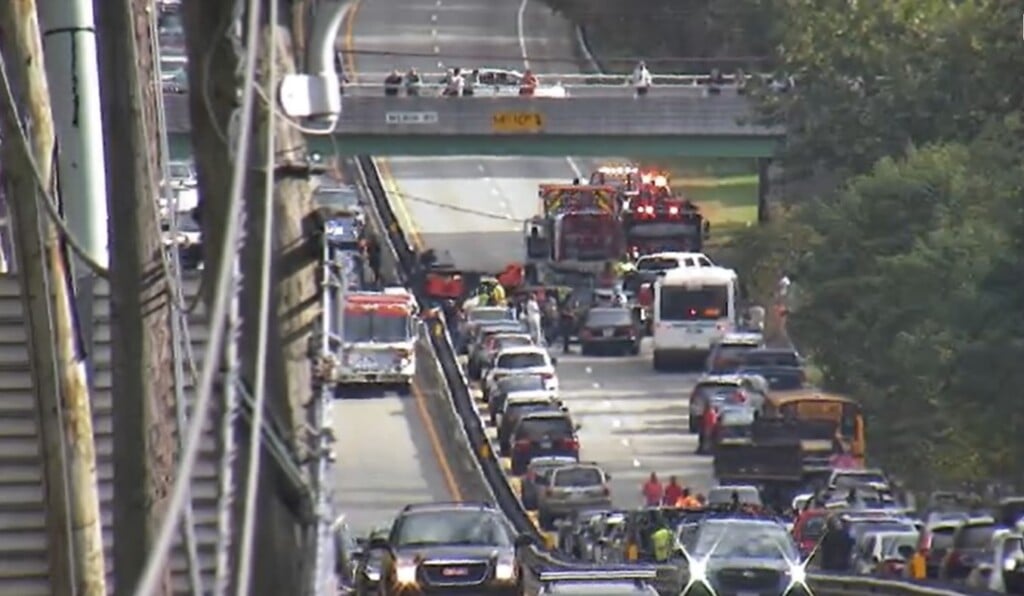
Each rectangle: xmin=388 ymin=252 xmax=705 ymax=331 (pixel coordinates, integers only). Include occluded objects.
xmin=491 ymin=111 xmax=544 ymax=133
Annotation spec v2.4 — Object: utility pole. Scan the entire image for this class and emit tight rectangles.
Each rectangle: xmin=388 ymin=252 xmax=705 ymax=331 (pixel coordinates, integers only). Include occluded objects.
xmin=94 ymin=0 xmax=178 ymax=591
xmin=0 ymin=2 xmax=107 ymax=594
xmin=38 ymin=0 xmax=110 ymax=275
xmin=182 ymin=0 xmax=319 ymax=591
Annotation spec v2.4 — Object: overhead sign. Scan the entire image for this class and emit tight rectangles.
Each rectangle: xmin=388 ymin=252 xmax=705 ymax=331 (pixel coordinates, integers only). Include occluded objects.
xmin=385 ymin=111 xmax=438 ymax=125
xmin=491 ymin=111 xmax=544 ymax=133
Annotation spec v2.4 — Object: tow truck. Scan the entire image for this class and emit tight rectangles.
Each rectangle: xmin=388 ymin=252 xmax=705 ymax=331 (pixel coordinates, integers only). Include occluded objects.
xmin=524 ymin=184 xmax=623 ymax=286
xmin=334 ymin=288 xmax=419 ymax=390
xmin=621 ymin=181 xmax=709 ymax=255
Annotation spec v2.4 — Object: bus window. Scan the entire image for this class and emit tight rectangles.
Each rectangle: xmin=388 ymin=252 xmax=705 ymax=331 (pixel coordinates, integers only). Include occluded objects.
xmin=841 ymin=403 xmax=860 ymax=438
xmin=659 ymin=285 xmax=729 ymax=320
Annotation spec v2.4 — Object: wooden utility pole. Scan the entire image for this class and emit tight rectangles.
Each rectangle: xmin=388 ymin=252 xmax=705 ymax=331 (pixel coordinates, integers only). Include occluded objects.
xmin=0 ymin=2 xmax=107 ymax=594
xmin=94 ymin=0 xmax=178 ymax=591
xmin=182 ymin=0 xmax=318 ymax=590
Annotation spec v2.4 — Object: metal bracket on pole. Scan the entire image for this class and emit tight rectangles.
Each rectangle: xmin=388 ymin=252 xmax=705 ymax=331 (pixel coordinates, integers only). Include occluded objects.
xmin=278 ymin=0 xmax=345 ymax=120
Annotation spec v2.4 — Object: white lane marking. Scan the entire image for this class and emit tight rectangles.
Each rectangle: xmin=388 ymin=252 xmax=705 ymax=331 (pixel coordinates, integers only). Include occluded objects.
xmin=584 ymin=366 xmax=592 ymax=374
xmin=436 ymin=0 xmax=442 ymax=5
xmin=620 ymin=437 xmax=628 ymax=445
xmin=612 ymin=419 xmax=622 ymax=429
xmin=431 ymin=13 xmax=438 ymax=21
xmin=491 ymin=187 xmax=500 ymax=195
xmin=601 ymin=400 xmax=611 ymax=409
xmin=437 ymin=61 xmax=444 ymax=68
xmin=632 ymin=458 xmax=641 ymax=468
xmin=433 ymin=45 xmax=440 ymax=54
xmin=431 ymin=28 xmax=437 ymax=37
xmin=516 ymin=0 xmax=530 ymax=70
xmin=566 ymin=156 xmax=583 ymax=179
xmin=478 ymin=164 xmax=486 ymax=172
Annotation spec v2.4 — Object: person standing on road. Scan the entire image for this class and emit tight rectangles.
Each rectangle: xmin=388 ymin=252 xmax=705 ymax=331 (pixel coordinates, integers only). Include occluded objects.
xmin=642 ymin=472 xmax=663 ymax=506
xmin=525 ymin=293 xmax=543 ymax=345
xmin=632 ymin=60 xmax=652 ymax=97
xmin=663 ymin=476 xmax=683 ymax=506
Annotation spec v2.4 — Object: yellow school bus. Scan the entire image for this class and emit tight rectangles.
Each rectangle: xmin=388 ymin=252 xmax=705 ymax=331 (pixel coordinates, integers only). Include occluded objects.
xmin=762 ymin=390 xmax=866 ymax=461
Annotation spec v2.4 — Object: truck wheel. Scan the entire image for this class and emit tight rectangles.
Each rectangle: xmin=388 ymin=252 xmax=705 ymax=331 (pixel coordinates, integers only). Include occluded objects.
xmin=688 ymin=415 xmax=699 ymax=433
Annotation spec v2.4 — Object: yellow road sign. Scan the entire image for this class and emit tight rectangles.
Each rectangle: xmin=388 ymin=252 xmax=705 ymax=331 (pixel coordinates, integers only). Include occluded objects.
xmin=492 ymin=111 xmax=544 ymax=133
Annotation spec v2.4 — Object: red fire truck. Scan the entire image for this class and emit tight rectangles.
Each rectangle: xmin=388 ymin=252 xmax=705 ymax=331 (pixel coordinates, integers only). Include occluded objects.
xmin=523 ymin=184 xmax=624 ymax=285
xmin=621 ymin=180 xmax=709 ymax=255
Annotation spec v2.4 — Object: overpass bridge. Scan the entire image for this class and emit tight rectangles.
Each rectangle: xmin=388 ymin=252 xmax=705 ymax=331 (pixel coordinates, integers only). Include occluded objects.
xmin=162 ymin=74 xmax=785 ymax=159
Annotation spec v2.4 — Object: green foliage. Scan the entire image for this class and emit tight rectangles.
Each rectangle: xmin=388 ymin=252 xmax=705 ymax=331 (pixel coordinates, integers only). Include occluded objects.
xmin=541 ymin=0 xmax=781 ymax=72
xmin=761 ymin=0 xmax=1024 ymax=174
xmin=728 ymin=131 xmax=1024 ymax=489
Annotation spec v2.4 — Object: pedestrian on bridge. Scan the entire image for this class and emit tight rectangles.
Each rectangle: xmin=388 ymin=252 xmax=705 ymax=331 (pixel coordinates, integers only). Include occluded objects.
xmin=383 ymin=70 xmax=402 ymax=96
xmin=632 ymin=60 xmax=652 ymax=97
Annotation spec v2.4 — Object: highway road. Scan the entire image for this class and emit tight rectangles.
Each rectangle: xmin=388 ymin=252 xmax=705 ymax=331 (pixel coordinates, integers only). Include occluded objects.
xmin=347 ymin=0 xmax=715 ymax=508
xmin=331 ymin=388 xmax=455 ymax=535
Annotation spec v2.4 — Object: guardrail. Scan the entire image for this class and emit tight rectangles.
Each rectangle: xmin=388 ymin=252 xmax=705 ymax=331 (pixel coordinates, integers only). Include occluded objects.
xmin=352 ymin=155 xmax=988 ymax=596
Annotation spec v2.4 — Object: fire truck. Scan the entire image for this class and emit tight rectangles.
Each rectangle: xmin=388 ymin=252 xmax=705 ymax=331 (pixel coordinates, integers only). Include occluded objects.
xmin=621 ymin=180 xmax=709 ymax=255
xmin=589 ymin=165 xmax=671 ymax=199
xmin=335 ymin=288 xmax=419 ymax=389
xmin=523 ymin=184 xmax=624 ymax=285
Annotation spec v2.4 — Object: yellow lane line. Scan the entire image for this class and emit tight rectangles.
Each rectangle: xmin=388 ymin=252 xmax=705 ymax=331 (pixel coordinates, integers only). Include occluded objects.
xmin=342 ymin=0 xmax=424 ymax=251
xmin=411 ymin=381 xmax=463 ymax=500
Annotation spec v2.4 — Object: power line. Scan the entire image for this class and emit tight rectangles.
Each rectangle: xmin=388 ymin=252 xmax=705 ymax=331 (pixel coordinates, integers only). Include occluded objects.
xmin=146 ymin=0 xmax=204 ymax=591
xmin=132 ymin=0 xmax=264 ymax=587
xmin=235 ymin=0 xmax=277 ymax=585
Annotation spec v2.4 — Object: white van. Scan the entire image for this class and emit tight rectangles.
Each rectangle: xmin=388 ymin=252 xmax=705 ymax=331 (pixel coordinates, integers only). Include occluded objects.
xmin=652 ymin=266 xmax=738 ymax=370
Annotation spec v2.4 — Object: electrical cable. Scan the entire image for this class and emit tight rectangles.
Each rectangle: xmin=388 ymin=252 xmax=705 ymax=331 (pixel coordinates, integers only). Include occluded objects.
xmin=235 ymin=0 xmax=278 ymax=587
xmin=0 ymin=54 xmax=110 ymax=279
xmin=146 ymin=1 xmax=205 ymax=591
xmin=132 ymin=0 xmax=263 ymax=587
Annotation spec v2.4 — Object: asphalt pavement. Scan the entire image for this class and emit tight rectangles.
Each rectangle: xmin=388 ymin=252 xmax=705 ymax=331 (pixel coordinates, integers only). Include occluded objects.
xmin=331 ymin=389 xmax=453 ymax=535
xmin=347 ymin=0 xmax=715 ymax=514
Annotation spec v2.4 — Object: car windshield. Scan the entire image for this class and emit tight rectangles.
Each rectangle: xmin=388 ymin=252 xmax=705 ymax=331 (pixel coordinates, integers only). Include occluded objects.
xmin=929 ymin=527 xmax=957 ymax=550
xmin=712 ymin=345 xmax=758 ymax=367
xmin=517 ymin=417 xmax=572 ymax=438
xmin=497 ymin=352 xmax=546 ymax=368
xmin=315 ymin=188 xmax=360 ymax=211
xmin=736 ymin=367 xmax=803 ymax=390
xmin=636 ymin=257 xmax=679 ymax=271
xmin=586 ymin=309 xmax=632 ymax=326
xmin=695 ymin=382 xmax=740 ymax=401
xmin=168 ymin=162 xmax=192 ymax=179
xmin=394 ymin=510 xmax=511 ymax=547
xmin=833 ymin=472 xmax=887 ymax=488
xmin=344 ymin=311 xmax=409 ymax=342
xmin=469 ymin=308 xmax=513 ymax=323
xmin=800 ymin=515 xmax=827 ymax=540
xmin=499 ymin=375 xmax=547 ymax=392
xmin=692 ymin=522 xmax=798 ymax=560
xmin=740 ymin=350 xmax=800 ymax=367
xmin=956 ymin=524 xmax=996 ymax=548
xmin=881 ymin=533 xmax=919 ymax=556
xmin=553 ymin=467 xmax=603 ymax=487
xmin=494 ymin=336 xmax=534 ymax=351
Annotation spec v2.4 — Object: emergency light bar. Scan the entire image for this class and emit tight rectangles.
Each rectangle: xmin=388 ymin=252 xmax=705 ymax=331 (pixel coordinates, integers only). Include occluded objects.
xmin=538 ymin=569 xmax=658 ymax=583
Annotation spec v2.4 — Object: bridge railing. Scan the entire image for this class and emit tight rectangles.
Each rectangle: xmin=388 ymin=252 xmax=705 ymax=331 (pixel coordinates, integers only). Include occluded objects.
xmin=349 ymin=71 xmax=751 ymax=87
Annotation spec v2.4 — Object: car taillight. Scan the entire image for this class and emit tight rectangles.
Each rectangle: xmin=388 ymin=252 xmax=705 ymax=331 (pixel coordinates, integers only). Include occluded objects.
xmin=558 ymin=438 xmax=579 ymax=451
xmin=602 ymin=486 xmax=610 ymax=497
xmin=540 ymin=372 xmax=554 ymax=380
xmin=513 ymin=440 xmax=531 ymax=452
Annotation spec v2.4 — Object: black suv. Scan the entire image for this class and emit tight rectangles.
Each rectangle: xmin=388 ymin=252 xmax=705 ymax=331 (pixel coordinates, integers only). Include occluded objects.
xmin=510 ymin=411 xmax=581 ymax=475
xmin=372 ymin=502 xmax=531 ymax=595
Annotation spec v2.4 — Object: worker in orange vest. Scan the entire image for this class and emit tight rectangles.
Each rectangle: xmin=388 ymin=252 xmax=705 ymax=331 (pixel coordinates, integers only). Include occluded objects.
xmin=675 ymin=488 xmax=701 ymax=509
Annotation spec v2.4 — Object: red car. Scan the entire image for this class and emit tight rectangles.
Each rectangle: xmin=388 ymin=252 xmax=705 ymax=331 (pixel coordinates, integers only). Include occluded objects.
xmin=792 ymin=509 xmax=829 ymax=558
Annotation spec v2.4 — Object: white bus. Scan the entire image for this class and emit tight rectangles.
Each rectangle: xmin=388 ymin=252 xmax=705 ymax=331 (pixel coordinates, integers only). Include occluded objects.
xmin=652 ymin=266 xmax=738 ymax=370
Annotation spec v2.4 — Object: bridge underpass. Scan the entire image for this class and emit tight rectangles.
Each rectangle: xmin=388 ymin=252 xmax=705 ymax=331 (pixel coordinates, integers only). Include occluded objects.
xmin=343 ymin=0 xmax=722 ymax=506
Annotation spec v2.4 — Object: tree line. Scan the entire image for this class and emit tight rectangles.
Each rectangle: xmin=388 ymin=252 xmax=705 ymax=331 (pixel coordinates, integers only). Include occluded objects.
xmin=551 ymin=0 xmax=1024 ymax=490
